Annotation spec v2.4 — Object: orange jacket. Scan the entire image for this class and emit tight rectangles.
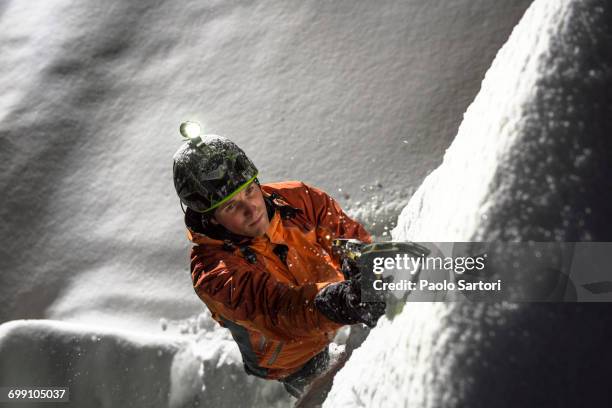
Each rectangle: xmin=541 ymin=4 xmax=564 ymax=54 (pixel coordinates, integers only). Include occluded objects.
xmin=187 ymin=181 xmax=371 ymax=379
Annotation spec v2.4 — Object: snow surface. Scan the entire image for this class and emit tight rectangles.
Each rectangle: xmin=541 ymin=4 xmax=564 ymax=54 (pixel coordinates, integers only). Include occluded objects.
xmin=0 ymin=315 xmax=291 ymax=408
xmin=326 ymin=0 xmax=612 ymax=406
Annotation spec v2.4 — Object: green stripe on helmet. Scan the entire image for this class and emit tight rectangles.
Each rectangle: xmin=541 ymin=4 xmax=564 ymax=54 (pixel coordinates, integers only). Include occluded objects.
xmin=203 ymin=173 xmax=259 ymax=213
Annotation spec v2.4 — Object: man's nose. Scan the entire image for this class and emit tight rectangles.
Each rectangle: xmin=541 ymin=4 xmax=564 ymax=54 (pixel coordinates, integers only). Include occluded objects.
xmin=244 ymin=200 xmax=257 ymax=217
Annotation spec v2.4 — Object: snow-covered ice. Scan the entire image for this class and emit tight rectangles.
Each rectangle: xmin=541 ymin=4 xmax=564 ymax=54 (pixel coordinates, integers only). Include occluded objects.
xmin=325 ymin=0 xmax=612 ymax=406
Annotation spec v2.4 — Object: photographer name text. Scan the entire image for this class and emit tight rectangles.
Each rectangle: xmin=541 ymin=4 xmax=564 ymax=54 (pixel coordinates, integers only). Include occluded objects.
xmin=373 ymin=279 xmax=502 ymax=292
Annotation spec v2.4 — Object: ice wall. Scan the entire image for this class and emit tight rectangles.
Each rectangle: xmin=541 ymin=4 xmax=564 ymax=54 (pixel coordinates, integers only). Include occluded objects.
xmin=326 ymin=0 xmax=612 ymax=406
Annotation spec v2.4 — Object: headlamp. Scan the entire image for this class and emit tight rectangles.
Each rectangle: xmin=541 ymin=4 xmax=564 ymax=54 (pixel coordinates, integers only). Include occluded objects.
xmin=179 ymin=121 xmax=203 ymax=146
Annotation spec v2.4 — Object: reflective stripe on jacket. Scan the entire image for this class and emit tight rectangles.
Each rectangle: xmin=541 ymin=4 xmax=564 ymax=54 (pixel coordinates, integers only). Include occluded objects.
xmin=188 ymin=181 xmax=371 ymax=379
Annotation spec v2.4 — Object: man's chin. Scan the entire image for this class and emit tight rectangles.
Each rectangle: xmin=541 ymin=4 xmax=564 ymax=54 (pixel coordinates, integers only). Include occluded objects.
xmin=252 ymin=226 xmax=267 ymax=237
xmin=251 ymin=222 xmax=269 ymax=238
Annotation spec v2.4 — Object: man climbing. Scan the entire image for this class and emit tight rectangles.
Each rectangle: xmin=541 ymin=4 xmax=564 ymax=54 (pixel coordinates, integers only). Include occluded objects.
xmin=172 ymin=122 xmax=385 ymax=399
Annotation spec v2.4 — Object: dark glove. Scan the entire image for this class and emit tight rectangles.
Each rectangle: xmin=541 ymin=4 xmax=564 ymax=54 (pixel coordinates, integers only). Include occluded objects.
xmin=341 ymin=258 xmax=361 ymax=280
xmin=314 ymin=280 xmax=386 ymax=328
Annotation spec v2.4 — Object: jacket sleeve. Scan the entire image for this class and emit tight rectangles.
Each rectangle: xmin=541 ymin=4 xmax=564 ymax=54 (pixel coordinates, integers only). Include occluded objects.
xmin=300 ymin=183 xmax=372 ymax=255
xmin=191 ymin=250 xmax=343 ymax=341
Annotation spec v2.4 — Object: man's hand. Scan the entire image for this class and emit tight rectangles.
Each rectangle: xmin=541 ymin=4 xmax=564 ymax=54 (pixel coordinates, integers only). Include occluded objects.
xmin=314 ymin=280 xmax=386 ymax=328
xmin=341 ymin=258 xmax=361 ymax=280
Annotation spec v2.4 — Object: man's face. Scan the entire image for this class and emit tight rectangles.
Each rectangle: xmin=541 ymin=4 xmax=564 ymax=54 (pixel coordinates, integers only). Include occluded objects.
xmin=212 ymin=182 xmax=270 ymax=237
